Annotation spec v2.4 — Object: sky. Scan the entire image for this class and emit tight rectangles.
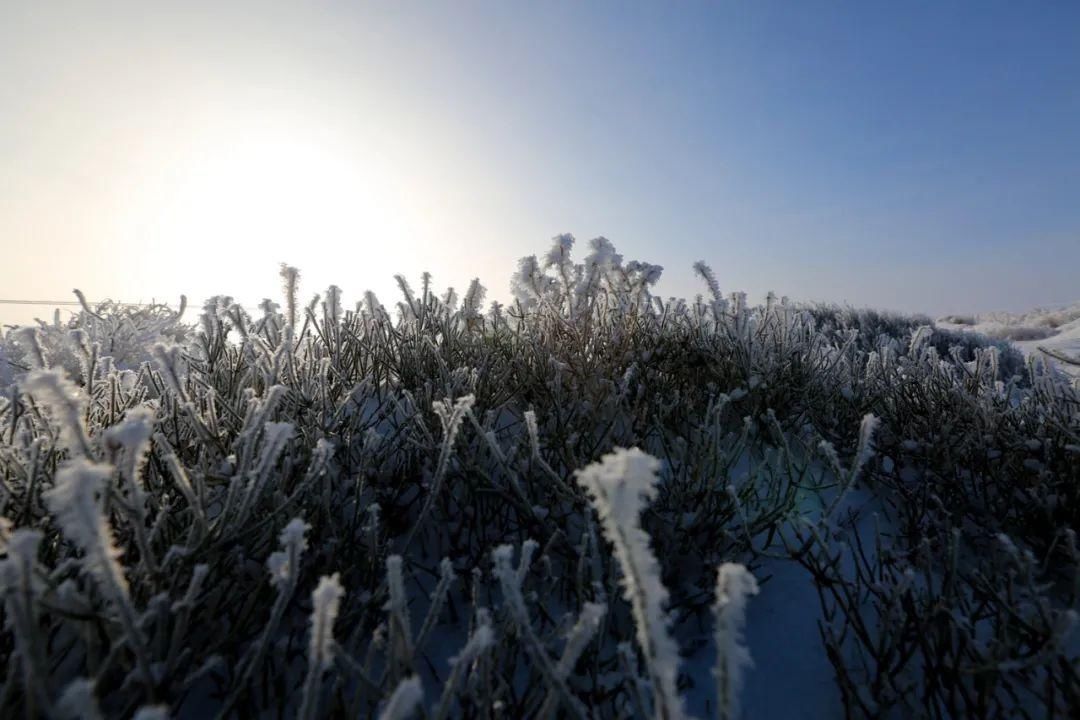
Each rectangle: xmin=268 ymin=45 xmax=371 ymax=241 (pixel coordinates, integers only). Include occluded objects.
xmin=2 ymin=1 xmax=1078 ymax=328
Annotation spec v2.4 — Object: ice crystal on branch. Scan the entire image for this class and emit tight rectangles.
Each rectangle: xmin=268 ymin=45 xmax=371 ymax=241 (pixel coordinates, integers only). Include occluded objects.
xmin=576 ymin=448 xmax=688 ymax=720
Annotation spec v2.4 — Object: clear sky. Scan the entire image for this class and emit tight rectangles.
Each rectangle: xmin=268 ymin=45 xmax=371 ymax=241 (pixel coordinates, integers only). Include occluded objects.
xmin=2 ymin=1 xmax=1078 ymax=327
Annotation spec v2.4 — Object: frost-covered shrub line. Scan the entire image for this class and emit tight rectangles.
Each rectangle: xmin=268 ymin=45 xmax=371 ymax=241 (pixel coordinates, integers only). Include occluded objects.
xmin=0 ymin=233 xmax=1077 ymax=718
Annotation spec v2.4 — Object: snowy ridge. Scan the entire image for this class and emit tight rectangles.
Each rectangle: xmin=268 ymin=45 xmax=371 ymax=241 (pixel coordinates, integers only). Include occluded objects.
xmin=939 ymin=301 xmax=1080 ymax=376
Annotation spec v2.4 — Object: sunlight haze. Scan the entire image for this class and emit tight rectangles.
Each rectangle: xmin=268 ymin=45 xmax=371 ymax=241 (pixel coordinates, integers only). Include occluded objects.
xmin=2 ymin=1 xmax=1078 ymax=327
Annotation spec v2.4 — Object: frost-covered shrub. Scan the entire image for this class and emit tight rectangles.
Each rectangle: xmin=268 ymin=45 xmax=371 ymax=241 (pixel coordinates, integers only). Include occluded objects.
xmin=980 ymin=323 xmax=1057 ymax=342
xmin=926 ymin=325 xmax=1028 ymax=380
xmin=0 ymin=298 xmax=188 ymax=393
xmin=792 ymin=519 xmax=1080 ymax=718
xmin=938 ymin=313 xmax=977 ymax=325
xmin=0 ymin=234 xmax=1076 ymax=718
xmin=713 ymin=564 xmax=758 ymax=720
xmin=576 ymin=448 xmax=688 ymax=720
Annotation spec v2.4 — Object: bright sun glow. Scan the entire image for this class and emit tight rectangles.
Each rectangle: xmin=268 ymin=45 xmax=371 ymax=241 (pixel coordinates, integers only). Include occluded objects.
xmin=137 ymin=124 xmax=425 ymax=307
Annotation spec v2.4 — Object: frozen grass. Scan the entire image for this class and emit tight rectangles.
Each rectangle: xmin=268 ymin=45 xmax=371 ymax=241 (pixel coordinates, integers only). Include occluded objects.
xmin=0 ymin=236 xmax=1078 ymax=718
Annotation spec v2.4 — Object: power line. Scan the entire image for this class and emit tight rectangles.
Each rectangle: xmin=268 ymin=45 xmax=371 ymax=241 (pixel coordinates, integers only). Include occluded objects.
xmin=0 ymin=299 xmax=155 ymax=307
xmin=0 ymin=298 xmax=264 ymax=312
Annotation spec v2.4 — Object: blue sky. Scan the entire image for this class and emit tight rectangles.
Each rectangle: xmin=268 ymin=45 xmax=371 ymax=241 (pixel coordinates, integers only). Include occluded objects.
xmin=1 ymin=1 xmax=1078 ymax=324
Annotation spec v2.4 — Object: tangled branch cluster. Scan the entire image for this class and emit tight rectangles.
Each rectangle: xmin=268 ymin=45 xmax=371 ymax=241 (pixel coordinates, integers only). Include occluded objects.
xmin=0 ymin=235 xmax=1077 ymax=718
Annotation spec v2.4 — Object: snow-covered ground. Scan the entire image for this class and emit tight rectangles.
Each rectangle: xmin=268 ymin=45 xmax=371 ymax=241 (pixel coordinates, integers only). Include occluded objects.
xmin=937 ymin=301 xmax=1080 ymax=376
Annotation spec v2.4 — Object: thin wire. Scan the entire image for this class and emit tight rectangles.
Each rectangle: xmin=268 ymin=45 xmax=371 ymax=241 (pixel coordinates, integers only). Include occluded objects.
xmin=0 ymin=299 xmax=156 ymax=307
xmin=0 ymin=298 xmax=267 ymax=315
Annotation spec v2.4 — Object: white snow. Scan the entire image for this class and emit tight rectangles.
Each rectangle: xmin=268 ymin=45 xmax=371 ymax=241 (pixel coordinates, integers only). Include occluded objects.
xmin=938 ymin=301 xmax=1080 ymax=376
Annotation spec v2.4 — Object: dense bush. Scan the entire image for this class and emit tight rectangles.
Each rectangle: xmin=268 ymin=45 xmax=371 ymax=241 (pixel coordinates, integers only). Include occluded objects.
xmin=0 ymin=235 xmax=1077 ymax=718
